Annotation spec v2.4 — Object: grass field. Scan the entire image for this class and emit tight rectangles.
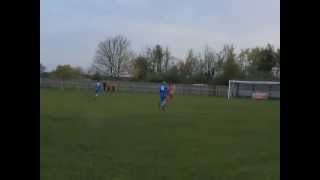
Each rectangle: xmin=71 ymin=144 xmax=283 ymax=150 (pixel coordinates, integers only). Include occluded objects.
xmin=40 ymin=89 xmax=279 ymax=180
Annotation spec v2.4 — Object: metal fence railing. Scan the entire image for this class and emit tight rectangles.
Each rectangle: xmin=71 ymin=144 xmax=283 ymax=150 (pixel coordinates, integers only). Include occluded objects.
xmin=40 ymin=78 xmax=229 ymax=97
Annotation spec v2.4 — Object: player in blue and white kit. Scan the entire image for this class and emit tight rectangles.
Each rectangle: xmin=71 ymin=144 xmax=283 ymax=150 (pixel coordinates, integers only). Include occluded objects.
xmin=95 ymin=80 xmax=101 ymax=96
xmin=159 ymin=81 xmax=168 ymax=111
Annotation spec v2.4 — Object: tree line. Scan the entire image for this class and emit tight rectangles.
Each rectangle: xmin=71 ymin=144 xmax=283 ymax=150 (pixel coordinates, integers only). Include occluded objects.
xmin=41 ymin=35 xmax=280 ymax=85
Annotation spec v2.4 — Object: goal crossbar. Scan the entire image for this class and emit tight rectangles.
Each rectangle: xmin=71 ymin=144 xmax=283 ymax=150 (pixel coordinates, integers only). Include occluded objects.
xmin=229 ymin=80 xmax=280 ymax=85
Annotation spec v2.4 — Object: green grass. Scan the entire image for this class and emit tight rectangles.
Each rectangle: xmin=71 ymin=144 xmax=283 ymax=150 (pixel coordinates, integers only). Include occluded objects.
xmin=40 ymin=89 xmax=279 ymax=180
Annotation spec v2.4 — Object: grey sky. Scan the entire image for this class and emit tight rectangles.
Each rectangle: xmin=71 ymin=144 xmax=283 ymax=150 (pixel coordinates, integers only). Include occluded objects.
xmin=41 ymin=0 xmax=280 ymax=71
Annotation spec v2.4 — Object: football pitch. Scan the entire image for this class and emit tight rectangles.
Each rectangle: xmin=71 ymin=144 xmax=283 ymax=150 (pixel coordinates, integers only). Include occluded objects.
xmin=40 ymin=89 xmax=279 ymax=180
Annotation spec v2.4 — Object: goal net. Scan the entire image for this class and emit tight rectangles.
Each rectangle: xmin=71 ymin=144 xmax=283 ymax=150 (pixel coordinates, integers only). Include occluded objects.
xmin=227 ymin=80 xmax=280 ymax=100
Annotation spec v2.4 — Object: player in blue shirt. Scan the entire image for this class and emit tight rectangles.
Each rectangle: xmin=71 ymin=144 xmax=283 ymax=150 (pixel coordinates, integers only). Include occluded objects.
xmin=159 ymin=81 xmax=168 ymax=111
xmin=95 ymin=80 xmax=101 ymax=97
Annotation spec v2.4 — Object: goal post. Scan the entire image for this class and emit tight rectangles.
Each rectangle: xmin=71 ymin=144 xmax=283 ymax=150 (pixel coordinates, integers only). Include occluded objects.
xmin=227 ymin=80 xmax=280 ymax=100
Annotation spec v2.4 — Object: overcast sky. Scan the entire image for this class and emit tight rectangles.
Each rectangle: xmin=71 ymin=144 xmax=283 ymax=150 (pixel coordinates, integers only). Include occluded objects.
xmin=41 ymin=0 xmax=280 ymax=71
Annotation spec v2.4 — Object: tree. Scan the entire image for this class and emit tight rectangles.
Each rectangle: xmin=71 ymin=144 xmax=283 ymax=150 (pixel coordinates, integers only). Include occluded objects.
xmin=176 ymin=61 xmax=185 ymax=75
xmin=199 ymin=58 xmax=206 ymax=76
xmin=153 ymin=44 xmax=164 ymax=73
xmin=40 ymin=62 xmax=50 ymax=78
xmin=163 ymin=65 xmax=181 ymax=83
xmin=204 ymin=46 xmax=215 ymax=80
xmin=248 ymin=44 xmax=277 ymax=72
xmin=244 ymin=44 xmax=278 ymax=80
xmin=185 ymin=49 xmax=200 ymax=75
xmin=213 ymin=48 xmax=226 ymax=76
xmin=40 ymin=62 xmax=45 ymax=74
xmin=223 ymin=45 xmax=242 ymax=78
xmin=145 ymin=47 xmax=156 ymax=73
xmin=52 ymin=65 xmax=81 ymax=81
xmin=213 ymin=45 xmax=243 ymax=85
xmin=181 ymin=55 xmax=192 ymax=77
xmin=238 ymin=49 xmax=250 ymax=75
xmin=133 ymin=56 xmax=149 ymax=80
xmin=272 ymin=48 xmax=280 ymax=80
xmin=275 ymin=48 xmax=280 ymax=68
xmin=258 ymin=44 xmax=277 ymax=72
xmin=246 ymin=47 xmax=261 ymax=76
xmin=163 ymin=46 xmax=170 ymax=73
xmin=92 ymin=72 xmax=102 ymax=81
xmin=92 ymin=35 xmax=130 ymax=78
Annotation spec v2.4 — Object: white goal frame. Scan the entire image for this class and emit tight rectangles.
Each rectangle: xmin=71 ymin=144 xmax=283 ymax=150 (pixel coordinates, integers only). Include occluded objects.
xmin=227 ymin=80 xmax=280 ymax=100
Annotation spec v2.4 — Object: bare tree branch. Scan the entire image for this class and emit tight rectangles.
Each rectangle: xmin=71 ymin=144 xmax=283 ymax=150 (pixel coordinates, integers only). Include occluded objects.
xmin=92 ymin=35 xmax=130 ymax=78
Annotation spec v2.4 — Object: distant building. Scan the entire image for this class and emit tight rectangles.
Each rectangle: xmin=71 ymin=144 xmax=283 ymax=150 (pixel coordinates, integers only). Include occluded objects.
xmin=168 ymin=56 xmax=183 ymax=69
xmin=272 ymin=66 xmax=280 ymax=80
xmin=119 ymin=69 xmax=133 ymax=78
xmin=119 ymin=62 xmax=134 ymax=80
